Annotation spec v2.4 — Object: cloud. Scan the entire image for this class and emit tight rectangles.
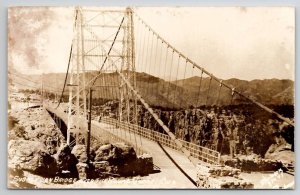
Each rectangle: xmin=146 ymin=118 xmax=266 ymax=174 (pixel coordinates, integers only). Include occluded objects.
xmin=8 ymin=7 xmax=56 ymax=71
xmin=8 ymin=7 xmax=294 ymax=80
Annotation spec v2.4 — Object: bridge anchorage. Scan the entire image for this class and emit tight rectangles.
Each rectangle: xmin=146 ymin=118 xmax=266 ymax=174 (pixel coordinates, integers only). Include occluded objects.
xmin=40 ymin=7 xmax=294 ymax=189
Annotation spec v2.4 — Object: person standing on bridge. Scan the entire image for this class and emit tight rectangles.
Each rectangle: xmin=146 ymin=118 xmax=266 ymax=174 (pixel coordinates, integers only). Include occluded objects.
xmin=216 ymin=117 xmax=226 ymax=153
xmin=227 ymin=116 xmax=238 ymax=158
xmin=209 ymin=112 xmax=219 ymax=150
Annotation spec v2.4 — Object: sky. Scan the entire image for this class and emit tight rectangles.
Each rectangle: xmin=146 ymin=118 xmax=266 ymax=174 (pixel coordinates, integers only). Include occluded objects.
xmin=8 ymin=6 xmax=295 ymax=81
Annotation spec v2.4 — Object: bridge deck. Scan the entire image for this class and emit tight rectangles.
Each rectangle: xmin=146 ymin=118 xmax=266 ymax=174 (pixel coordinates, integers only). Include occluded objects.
xmin=46 ymin=105 xmax=198 ymax=188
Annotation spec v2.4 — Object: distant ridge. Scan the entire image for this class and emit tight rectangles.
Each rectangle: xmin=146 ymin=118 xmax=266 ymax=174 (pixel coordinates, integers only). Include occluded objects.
xmin=10 ymin=70 xmax=294 ymax=108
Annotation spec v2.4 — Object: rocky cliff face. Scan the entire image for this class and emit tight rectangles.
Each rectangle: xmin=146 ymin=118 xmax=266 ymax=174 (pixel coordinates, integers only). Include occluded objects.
xmin=8 ymin=106 xmax=64 ymax=186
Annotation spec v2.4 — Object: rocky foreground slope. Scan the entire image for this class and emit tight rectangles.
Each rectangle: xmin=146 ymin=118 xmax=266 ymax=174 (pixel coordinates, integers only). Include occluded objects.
xmin=8 ymin=106 xmax=153 ymax=188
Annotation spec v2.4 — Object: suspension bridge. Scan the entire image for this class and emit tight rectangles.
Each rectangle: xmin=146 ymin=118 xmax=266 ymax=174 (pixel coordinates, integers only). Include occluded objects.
xmin=9 ymin=7 xmax=294 ymax=187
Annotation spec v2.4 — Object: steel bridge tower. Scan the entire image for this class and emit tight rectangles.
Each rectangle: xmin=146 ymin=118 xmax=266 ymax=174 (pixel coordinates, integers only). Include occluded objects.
xmin=67 ymin=7 xmax=88 ymax=146
xmin=119 ymin=7 xmax=138 ymax=127
xmin=66 ymin=7 xmax=138 ymax=146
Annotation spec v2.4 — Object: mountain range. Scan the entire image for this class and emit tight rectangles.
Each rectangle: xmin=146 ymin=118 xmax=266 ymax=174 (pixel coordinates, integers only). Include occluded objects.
xmin=9 ymin=70 xmax=294 ymax=108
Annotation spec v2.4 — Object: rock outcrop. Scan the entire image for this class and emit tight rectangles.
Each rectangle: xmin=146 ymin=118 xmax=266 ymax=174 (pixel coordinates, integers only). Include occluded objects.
xmin=10 ymin=107 xmax=64 ymax=155
xmin=8 ymin=140 xmax=57 ymax=176
xmin=94 ymin=143 xmax=137 ymax=165
xmin=196 ymin=163 xmax=254 ymax=189
xmin=54 ymin=144 xmax=78 ymax=178
xmin=71 ymin=144 xmax=88 ymax=163
xmin=92 ymin=143 xmax=152 ymax=177
xmin=265 ymin=143 xmax=294 ymax=170
xmin=134 ymin=154 xmax=153 ymax=176
xmin=223 ymin=154 xmax=286 ymax=172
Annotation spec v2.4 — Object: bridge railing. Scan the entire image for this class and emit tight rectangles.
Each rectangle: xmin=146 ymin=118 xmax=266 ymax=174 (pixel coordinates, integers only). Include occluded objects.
xmin=91 ymin=120 xmax=147 ymax=156
xmin=45 ymin=103 xmax=147 ymax=155
xmin=100 ymin=117 xmax=220 ymax=165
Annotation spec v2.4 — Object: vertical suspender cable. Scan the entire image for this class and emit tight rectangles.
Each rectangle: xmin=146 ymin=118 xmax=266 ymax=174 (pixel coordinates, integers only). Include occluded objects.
xmin=162 ymin=45 xmax=169 ymax=92
xmin=205 ymin=75 xmax=212 ymax=106
xmin=196 ymin=68 xmax=203 ymax=108
xmin=156 ymin=40 xmax=164 ymax=105
xmin=179 ymin=60 xmax=188 ymax=109
xmin=172 ymin=55 xmax=181 ymax=109
xmin=216 ymin=81 xmax=223 ymax=106
xmin=166 ymin=50 xmax=175 ymax=104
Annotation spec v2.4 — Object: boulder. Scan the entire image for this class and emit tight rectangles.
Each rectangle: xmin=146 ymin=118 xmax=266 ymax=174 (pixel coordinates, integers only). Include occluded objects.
xmin=94 ymin=143 xmax=137 ymax=165
xmin=8 ymin=140 xmax=56 ymax=176
xmin=94 ymin=144 xmax=116 ymax=162
xmin=54 ymin=144 xmax=78 ymax=178
xmin=76 ymin=162 xmax=88 ymax=179
xmin=265 ymin=143 xmax=294 ymax=166
xmin=134 ymin=154 xmax=153 ymax=175
xmin=92 ymin=143 xmax=148 ymax=177
xmin=93 ymin=161 xmax=110 ymax=172
xmin=71 ymin=144 xmax=88 ymax=163
xmin=113 ymin=143 xmax=137 ymax=164
xmin=89 ymin=161 xmax=113 ymax=179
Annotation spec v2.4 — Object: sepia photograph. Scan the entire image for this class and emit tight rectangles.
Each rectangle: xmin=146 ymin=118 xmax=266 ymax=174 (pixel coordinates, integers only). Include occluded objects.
xmin=7 ymin=6 xmax=295 ymax=189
